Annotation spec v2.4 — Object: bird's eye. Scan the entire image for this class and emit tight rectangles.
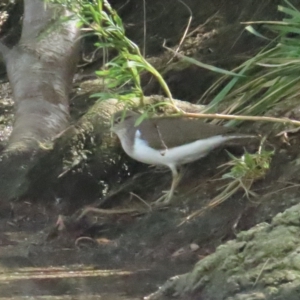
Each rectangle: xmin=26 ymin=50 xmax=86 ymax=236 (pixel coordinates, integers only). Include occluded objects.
xmin=115 ymin=116 xmax=122 ymax=124
xmin=114 ymin=114 xmax=131 ymax=124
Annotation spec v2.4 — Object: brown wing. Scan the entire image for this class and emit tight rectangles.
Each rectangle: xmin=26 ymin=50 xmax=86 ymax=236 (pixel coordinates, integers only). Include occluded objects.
xmin=138 ymin=116 xmax=234 ymax=150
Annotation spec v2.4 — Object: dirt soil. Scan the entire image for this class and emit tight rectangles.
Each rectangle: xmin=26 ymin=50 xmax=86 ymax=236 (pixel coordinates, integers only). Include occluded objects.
xmin=0 ymin=0 xmax=299 ymax=299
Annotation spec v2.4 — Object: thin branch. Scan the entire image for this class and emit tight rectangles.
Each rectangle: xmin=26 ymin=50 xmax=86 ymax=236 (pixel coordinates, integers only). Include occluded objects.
xmin=253 ymin=258 xmax=271 ymax=287
xmin=77 ymin=207 xmax=147 ymax=220
xmin=181 ymin=112 xmax=300 ymax=127
xmin=166 ymin=0 xmax=192 ymax=64
xmin=130 ymin=192 xmax=152 ymax=210
xmin=142 ymin=0 xmax=147 ymax=57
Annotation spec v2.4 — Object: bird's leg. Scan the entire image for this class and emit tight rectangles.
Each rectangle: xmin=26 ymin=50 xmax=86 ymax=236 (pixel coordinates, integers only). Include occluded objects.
xmin=153 ymin=166 xmax=181 ymax=205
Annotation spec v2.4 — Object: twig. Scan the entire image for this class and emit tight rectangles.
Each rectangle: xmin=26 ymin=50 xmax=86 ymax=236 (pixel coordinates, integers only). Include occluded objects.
xmin=166 ymin=0 xmax=192 ymax=64
xmin=262 ymin=181 xmax=300 ymax=197
xmin=181 ymin=112 xmax=300 ymax=127
xmin=130 ymin=192 xmax=152 ymax=210
xmin=77 ymin=207 xmax=146 ymax=220
xmin=253 ymin=258 xmax=270 ymax=286
xmin=75 ymin=236 xmax=97 ymax=247
xmin=142 ymin=0 xmax=147 ymax=57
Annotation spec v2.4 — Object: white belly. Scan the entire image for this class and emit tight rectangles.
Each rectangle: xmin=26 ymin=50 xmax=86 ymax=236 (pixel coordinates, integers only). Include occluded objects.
xmin=124 ymin=130 xmax=235 ymax=169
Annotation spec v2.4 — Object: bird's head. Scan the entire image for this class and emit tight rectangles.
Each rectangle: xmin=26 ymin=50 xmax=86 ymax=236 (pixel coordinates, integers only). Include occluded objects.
xmin=111 ymin=110 xmax=140 ymax=135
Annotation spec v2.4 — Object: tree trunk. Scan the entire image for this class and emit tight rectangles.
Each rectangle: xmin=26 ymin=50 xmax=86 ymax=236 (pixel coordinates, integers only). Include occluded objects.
xmin=0 ymin=0 xmax=80 ymax=201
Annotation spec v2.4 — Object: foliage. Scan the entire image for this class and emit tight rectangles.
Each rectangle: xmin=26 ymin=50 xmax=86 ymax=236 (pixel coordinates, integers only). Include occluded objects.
xmin=48 ymin=0 xmax=178 ymax=111
xmin=200 ymin=0 xmax=300 ymax=127
xmin=179 ymin=0 xmax=300 ymax=221
xmin=223 ymin=149 xmax=273 ymax=181
xmin=184 ymin=145 xmax=274 ymax=222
